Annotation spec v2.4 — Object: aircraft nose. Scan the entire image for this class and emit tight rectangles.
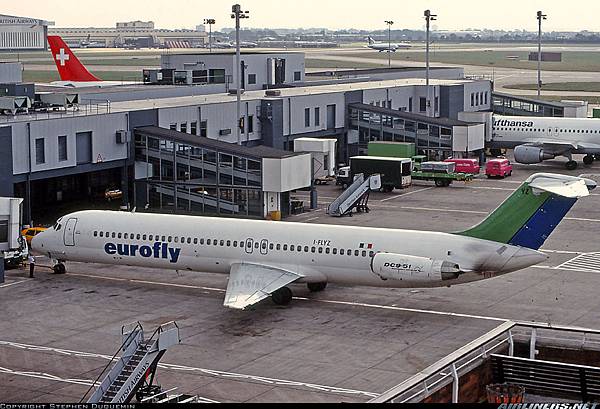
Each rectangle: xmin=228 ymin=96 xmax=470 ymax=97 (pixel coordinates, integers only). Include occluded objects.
xmin=502 ymin=247 xmax=548 ymax=273
xmin=31 ymin=231 xmax=47 ymax=255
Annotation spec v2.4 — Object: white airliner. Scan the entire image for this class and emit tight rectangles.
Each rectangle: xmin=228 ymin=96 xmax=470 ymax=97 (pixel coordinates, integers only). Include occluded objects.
xmin=367 ymin=36 xmax=411 ymax=52
xmin=32 ymin=173 xmax=594 ymax=310
xmin=491 ymin=115 xmax=600 ymax=170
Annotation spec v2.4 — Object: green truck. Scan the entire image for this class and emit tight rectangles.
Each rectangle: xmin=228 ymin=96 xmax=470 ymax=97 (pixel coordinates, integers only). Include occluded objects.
xmin=368 ymin=141 xmax=416 ymax=159
xmin=411 ymin=156 xmax=475 ymax=187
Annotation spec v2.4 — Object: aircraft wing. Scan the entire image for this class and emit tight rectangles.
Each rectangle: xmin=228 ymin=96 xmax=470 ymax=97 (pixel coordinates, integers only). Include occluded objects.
xmin=224 ymin=263 xmax=303 ymax=310
xmin=524 ymin=140 xmax=579 ymax=150
xmin=524 ymin=140 xmax=600 ymax=155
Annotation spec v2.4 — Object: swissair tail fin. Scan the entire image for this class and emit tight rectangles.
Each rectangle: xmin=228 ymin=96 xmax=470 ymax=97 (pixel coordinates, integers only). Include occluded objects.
xmin=47 ymin=36 xmax=100 ymax=82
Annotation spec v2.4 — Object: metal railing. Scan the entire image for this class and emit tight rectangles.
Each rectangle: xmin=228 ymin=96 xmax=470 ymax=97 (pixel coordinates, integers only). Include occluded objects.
xmin=370 ymin=320 xmax=600 ymax=403
xmin=0 ymin=100 xmax=111 ymax=123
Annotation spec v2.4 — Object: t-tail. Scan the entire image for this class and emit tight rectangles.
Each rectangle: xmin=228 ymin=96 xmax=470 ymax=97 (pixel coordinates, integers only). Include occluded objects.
xmin=47 ymin=36 xmax=100 ymax=82
xmin=457 ymin=173 xmax=596 ymax=250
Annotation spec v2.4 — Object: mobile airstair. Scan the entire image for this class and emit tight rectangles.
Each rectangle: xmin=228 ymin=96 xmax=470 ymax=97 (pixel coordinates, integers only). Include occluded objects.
xmin=82 ymin=321 xmax=181 ymax=404
xmin=327 ymin=173 xmax=381 ymax=217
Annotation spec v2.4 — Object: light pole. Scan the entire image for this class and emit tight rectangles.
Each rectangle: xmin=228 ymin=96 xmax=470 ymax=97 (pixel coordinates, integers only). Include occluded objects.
xmin=537 ymin=11 xmax=547 ymax=97
xmin=231 ymin=4 xmax=249 ymax=146
xmin=204 ymin=18 xmax=215 ymax=53
xmin=424 ymin=9 xmax=437 ymax=116
xmin=385 ymin=20 xmax=394 ymax=69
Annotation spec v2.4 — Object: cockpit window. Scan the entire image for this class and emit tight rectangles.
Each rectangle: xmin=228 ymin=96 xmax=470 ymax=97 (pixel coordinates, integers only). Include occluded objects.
xmin=56 ymin=224 xmax=62 ymax=231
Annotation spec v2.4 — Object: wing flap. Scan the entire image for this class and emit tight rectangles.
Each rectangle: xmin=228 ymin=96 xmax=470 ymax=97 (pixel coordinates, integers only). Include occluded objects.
xmin=224 ymin=263 xmax=302 ymax=310
xmin=525 ymin=140 xmax=579 ymax=151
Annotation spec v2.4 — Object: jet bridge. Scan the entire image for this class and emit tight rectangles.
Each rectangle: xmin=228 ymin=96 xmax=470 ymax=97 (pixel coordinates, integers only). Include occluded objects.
xmin=83 ymin=321 xmax=181 ymax=404
xmin=327 ymin=173 xmax=381 ymax=217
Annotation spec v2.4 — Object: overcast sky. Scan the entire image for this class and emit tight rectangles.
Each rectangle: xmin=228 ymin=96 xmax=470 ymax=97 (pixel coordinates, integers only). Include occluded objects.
xmin=7 ymin=1 xmax=600 ymax=31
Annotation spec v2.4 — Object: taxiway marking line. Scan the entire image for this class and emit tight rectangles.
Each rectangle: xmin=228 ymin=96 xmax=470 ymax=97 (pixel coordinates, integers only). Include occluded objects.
xmin=68 ymin=273 xmax=226 ymax=293
xmin=0 ymin=279 xmax=31 ymax=289
xmin=0 ymin=340 xmax=378 ymax=399
xmin=379 ymin=187 xmax=435 ymax=202
xmin=0 ymin=365 xmax=98 ymax=387
xmin=391 ymin=205 xmax=600 ymax=223
xmin=397 ymin=206 xmax=487 ymax=215
xmin=293 ymin=297 xmax=508 ymax=322
xmin=540 ymin=249 xmax=584 ymax=255
xmin=304 ymin=217 xmax=321 ymax=222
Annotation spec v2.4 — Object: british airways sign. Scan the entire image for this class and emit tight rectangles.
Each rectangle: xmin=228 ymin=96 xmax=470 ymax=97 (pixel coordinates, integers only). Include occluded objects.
xmin=104 ymin=242 xmax=181 ymax=263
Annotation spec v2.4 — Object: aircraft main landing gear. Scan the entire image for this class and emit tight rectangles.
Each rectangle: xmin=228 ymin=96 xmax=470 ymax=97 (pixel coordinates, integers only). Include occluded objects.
xmin=53 ymin=263 xmax=66 ymax=274
xmin=271 ymin=287 xmax=293 ymax=306
xmin=307 ymin=282 xmax=328 ymax=292
xmin=584 ymin=155 xmax=595 ymax=166
xmin=565 ymin=160 xmax=578 ymax=171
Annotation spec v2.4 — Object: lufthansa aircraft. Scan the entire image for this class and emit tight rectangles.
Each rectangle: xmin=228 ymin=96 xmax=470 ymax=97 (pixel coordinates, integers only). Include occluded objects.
xmin=491 ymin=115 xmax=600 ymax=170
xmin=32 ymin=173 xmax=594 ymax=310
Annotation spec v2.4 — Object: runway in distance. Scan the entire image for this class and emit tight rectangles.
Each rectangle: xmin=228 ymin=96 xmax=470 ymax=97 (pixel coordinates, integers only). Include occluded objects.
xmin=491 ymin=115 xmax=600 ymax=170
xmin=366 ymin=36 xmax=411 ymax=52
xmin=32 ymin=173 xmax=595 ymax=310
xmin=45 ymin=36 xmax=138 ymax=88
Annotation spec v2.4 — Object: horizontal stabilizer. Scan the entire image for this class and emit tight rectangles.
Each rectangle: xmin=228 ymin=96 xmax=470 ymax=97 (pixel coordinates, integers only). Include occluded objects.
xmin=224 ymin=263 xmax=302 ymax=310
xmin=529 ymin=173 xmax=595 ymax=198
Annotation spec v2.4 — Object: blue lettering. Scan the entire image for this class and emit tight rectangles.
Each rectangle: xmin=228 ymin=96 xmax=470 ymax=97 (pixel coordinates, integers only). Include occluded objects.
xmin=117 ymin=243 xmax=130 ymax=256
xmin=168 ymin=247 xmax=181 ymax=264
xmin=153 ymin=242 xmax=161 ymax=258
xmin=103 ymin=241 xmax=181 ymax=263
xmin=139 ymin=246 xmax=152 ymax=257
xmin=105 ymin=243 xmax=117 ymax=255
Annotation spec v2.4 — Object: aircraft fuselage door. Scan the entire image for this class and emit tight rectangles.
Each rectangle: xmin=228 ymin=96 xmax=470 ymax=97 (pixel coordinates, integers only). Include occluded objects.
xmin=64 ymin=218 xmax=77 ymax=246
xmin=260 ymin=239 xmax=268 ymax=255
xmin=245 ymin=238 xmax=254 ymax=254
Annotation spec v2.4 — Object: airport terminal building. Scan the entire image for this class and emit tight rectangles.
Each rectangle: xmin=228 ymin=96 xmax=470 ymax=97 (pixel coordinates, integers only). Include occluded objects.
xmin=0 ymin=55 xmax=492 ymax=224
xmin=0 ymin=14 xmax=53 ymax=51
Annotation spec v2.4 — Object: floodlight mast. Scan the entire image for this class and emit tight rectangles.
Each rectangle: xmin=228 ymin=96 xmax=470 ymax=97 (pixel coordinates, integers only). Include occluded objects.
xmin=537 ymin=11 xmax=547 ymax=97
xmin=204 ymin=18 xmax=215 ymax=53
xmin=424 ymin=10 xmax=437 ymax=117
xmin=231 ymin=5 xmax=250 ymax=145
xmin=385 ymin=20 xmax=394 ymax=68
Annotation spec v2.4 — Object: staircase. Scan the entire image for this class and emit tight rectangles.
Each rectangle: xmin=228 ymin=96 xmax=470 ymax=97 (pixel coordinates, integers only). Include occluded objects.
xmin=84 ymin=321 xmax=180 ymax=404
xmin=327 ymin=173 xmax=381 ymax=217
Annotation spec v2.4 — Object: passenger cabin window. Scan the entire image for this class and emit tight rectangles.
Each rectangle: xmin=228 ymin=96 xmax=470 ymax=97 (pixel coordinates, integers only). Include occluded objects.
xmin=94 ymin=231 xmax=98 ymax=237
